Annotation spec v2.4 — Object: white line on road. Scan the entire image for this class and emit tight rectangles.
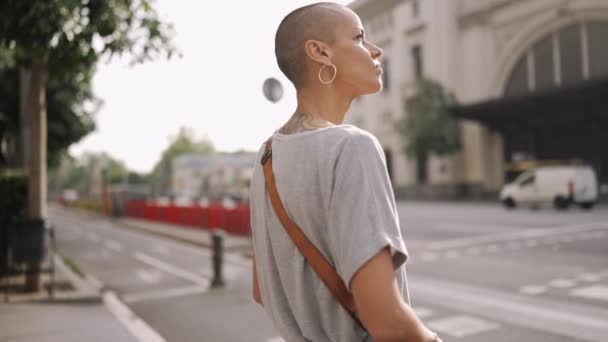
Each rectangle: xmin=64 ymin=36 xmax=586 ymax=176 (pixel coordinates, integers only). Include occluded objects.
xmin=414 ymin=307 xmax=434 ymax=319
xmin=103 ymin=291 xmax=167 ymax=342
xmin=266 ymin=337 xmax=285 ymax=342
xmin=412 ymin=275 xmax=608 ymax=342
xmin=105 ymin=240 xmax=125 ymax=252
xmin=445 ymin=250 xmax=460 ymax=259
xmin=486 ymin=244 xmax=501 ymax=253
xmin=122 ymin=285 xmax=208 ymax=304
xmin=525 ymin=240 xmax=539 ymax=247
xmin=134 ymin=252 xmax=210 ymax=286
xmin=135 ymin=268 xmax=163 ymax=284
xmin=420 ymin=252 xmax=439 ymax=262
xmin=570 ymin=285 xmax=608 ymax=302
xmin=578 ymin=273 xmax=601 ymax=282
xmin=86 ymin=232 xmax=100 ymax=242
xmin=425 ymin=222 xmax=606 ymax=250
xmin=548 ymin=279 xmax=577 ymax=289
xmin=465 ymin=247 xmax=481 ymax=255
xmin=520 ymin=285 xmax=548 ymax=295
xmin=152 ymin=245 xmax=171 ymax=255
xmin=427 ymin=315 xmax=500 ymax=338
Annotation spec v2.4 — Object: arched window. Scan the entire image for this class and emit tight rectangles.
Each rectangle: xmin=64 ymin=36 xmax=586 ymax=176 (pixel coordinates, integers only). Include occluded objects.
xmin=505 ymin=21 xmax=608 ymax=96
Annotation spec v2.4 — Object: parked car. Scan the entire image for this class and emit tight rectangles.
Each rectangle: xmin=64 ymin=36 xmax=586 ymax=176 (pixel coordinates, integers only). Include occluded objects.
xmin=499 ymin=165 xmax=598 ymax=210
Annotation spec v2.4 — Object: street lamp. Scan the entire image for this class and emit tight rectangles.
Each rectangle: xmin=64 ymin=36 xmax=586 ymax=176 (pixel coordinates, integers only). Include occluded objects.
xmin=262 ymin=77 xmax=283 ymax=103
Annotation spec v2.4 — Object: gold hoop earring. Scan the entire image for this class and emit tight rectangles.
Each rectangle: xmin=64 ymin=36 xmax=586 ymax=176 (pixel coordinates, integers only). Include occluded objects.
xmin=318 ymin=64 xmax=337 ymax=85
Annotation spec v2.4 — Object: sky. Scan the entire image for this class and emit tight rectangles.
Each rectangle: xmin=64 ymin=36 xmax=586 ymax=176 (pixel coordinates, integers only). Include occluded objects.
xmin=69 ymin=1 xmax=352 ymax=173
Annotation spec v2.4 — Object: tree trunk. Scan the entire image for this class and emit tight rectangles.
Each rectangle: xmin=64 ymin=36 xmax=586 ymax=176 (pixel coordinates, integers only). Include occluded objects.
xmin=417 ymin=152 xmax=428 ymax=184
xmin=25 ymin=56 xmax=47 ymax=291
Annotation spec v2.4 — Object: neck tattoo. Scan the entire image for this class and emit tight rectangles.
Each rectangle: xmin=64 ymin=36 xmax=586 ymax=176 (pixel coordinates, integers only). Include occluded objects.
xmin=278 ymin=111 xmax=336 ymax=135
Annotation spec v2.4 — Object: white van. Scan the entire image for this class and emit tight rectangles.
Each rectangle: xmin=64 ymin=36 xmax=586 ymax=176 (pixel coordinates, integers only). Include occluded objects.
xmin=499 ymin=165 xmax=598 ymax=210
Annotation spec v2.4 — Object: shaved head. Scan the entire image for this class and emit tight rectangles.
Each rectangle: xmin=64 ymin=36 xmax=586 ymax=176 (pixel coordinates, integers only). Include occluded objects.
xmin=275 ymin=2 xmax=349 ymax=88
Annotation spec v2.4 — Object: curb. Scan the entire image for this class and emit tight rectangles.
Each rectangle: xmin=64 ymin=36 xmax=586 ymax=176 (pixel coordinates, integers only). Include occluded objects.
xmin=51 ymin=254 xmax=102 ymax=303
xmin=57 ymin=254 xmax=167 ymax=342
xmin=115 ymin=218 xmax=254 ymax=255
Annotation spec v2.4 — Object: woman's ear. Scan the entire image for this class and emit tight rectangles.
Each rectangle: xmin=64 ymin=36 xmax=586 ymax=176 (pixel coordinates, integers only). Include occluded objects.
xmin=304 ymin=39 xmax=332 ymax=65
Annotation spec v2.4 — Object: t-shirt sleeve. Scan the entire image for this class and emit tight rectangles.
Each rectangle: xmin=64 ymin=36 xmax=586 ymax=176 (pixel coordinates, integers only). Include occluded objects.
xmin=327 ymin=132 xmax=408 ymax=291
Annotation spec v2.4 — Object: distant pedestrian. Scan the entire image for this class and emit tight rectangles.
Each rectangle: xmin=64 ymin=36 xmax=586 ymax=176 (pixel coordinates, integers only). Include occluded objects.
xmin=249 ymin=2 xmax=440 ymax=341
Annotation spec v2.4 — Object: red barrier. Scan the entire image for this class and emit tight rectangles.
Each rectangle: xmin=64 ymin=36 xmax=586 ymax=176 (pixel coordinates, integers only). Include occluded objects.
xmin=122 ymin=200 xmax=252 ymax=236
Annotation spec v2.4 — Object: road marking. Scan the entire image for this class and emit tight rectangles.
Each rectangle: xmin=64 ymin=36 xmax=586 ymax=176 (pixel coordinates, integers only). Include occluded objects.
xmin=525 ymin=240 xmax=539 ymax=247
xmin=507 ymin=241 xmax=522 ymax=249
xmin=578 ymin=232 xmax=596 ymax=240
xmin=420 ymin=252 xmax=439 ymax=262
xmin=412 ymin=275 xmax=608 ymax=342
xmin=87 ymin=232 xmax=100 ymax=242
xmin=122 ymin=285 xmax=208 ymax=304
xmin=445 ymin=250 xmax=460 ymax=259
xmin=486 ymin=244 xmax=501 ymax=253
xmin=427 ymin=315 xmax=499 ymax=338
xmin=152 ymin=245 xmax=171 ymax=255
xmin=520 ymin=285 xmax=548 ymax=295
xmin=543 ymin=236 xmax=559 ymax=244
xmin=578 ymin=273 xmax=601 ymax=282
xmin=105 ymin=240 xmax=124 ymax=252
xmin=136 ymin=268 xmax=163 ymax=284
xmin=414 ymin=307 xmax=434 ymax=319
xmin=465 ymin=247 xmax=481 ymax=255
xmin=266 ymin=337 xmax=285 ymax=342
xmin=103 ymin=291 xmax=167 ymax=342
xmin=570 ymin=285 xmax=608 ymax=302
xmin=426 ymin=222 xmax=605 ymax=251
xmin=549 ymin=279 xmax=577 ymax=288
xmin=134 ymin=252 xmax=210 ymax=286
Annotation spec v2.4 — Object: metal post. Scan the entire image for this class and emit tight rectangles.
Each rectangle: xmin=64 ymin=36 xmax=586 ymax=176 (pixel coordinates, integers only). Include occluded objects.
xmin=211 ymin=229 xmax=225 ymax=288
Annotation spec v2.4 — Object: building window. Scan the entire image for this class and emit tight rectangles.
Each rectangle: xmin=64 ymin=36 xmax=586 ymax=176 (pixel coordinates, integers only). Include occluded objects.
xmin=559 ymin=25 xmax=583 ymax=84
xmin=382 ymin=59 xmax=390 ymax=91
xmin=505 ymin=56 xmax=528 ymax=96
xmin=533 ymin=35 xmax=555 ymax=91
xmin=587 ymin=22 xmax=608 ymax=79
xmin=411 ymin=45 xmax=423 ymax=79
xmin=412 ymin=0 xmax=420 ymax=17
xmin=505 ymin=21 xmax=608 ymax=97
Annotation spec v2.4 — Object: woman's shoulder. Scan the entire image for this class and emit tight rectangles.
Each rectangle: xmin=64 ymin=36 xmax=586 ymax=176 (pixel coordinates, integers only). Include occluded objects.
xmin=328 ymin=125 xmax=384 ymax=157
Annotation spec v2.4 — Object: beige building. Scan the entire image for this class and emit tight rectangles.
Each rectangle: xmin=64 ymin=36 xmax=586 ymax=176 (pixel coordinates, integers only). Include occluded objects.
xmin=172 ymin=153 xmax=256 ymax=203
xmin=347 ymin=0 xmax=608 ymax=200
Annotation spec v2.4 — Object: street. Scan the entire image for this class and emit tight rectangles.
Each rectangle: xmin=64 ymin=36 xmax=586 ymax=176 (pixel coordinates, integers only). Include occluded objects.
xmin=49 ymin=202 xmax=608 ymax=341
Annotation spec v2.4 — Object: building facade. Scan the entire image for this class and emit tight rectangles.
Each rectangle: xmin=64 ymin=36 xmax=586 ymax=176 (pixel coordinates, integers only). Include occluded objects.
xmin=347 ymin=0 xmax=608 ymax=200
xmin=172 ymin=153 xmax=256 ymax=203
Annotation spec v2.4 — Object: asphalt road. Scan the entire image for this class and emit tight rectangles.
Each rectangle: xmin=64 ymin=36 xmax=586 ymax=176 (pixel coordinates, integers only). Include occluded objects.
xmin=49 ymin=202 xmax=608 ymax=341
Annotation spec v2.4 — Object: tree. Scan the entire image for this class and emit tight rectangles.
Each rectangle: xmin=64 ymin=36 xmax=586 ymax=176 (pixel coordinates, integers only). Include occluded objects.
xmin=151 ymin=127 xmax=215 ymax=196
xmin=0 ymin=0 xmax=177 ymax=290
xmin=397 ymin=79 xmax=461 ymax=183
xmin=0 ymin=0 xmax=177 ymax=216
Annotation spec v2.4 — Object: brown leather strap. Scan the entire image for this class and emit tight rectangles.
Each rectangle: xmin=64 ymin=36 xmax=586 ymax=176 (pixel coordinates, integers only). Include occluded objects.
xmin=261 ymin=137 xmax=360 ymax=323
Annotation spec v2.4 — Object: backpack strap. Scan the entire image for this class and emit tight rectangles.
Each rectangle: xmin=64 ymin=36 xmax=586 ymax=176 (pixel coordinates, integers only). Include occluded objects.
xmin=261 ymin=137 xmax=360 ymax=323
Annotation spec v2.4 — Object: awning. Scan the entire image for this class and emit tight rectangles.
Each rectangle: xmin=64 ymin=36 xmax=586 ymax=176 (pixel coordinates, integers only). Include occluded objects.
xmin=451 ymin=76 xmax=608 ymax=129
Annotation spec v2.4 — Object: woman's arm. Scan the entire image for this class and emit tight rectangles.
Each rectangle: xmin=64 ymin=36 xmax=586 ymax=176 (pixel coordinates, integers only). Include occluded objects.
xmin=253 ymin=253 xmax=263 ymax=306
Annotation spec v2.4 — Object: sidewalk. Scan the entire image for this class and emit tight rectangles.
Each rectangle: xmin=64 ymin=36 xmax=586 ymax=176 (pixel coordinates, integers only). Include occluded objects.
xmin=0 ymin=255 xmax=137 ymax=342
xmin=57 ymin=204 xmax=254 ymax=256
xmin=116 ymin=217 xmax=253 ymax=256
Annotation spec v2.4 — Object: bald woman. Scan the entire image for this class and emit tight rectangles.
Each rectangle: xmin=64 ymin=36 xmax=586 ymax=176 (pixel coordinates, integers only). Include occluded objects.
xmin=249 ymin=3 xmax=441 ymax=341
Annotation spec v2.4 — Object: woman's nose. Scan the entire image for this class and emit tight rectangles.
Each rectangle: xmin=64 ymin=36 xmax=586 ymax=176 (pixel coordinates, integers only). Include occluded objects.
xmin=369 ymin=43 xmax=383 ymax=59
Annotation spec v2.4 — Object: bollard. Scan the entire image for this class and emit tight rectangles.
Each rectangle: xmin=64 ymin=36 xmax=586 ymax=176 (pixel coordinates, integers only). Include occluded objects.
xmin=211 ymin=229 xmax=225 ymax=288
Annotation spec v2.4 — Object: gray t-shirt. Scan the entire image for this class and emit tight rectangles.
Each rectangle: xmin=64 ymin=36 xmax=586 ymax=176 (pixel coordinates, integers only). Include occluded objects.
xmin=250 ymin=124 xmax=410 ymax=342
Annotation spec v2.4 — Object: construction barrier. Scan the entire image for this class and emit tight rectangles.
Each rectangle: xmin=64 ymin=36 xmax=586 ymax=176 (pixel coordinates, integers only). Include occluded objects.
xmin=123 ymin=200 xmax=251 ymax=236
